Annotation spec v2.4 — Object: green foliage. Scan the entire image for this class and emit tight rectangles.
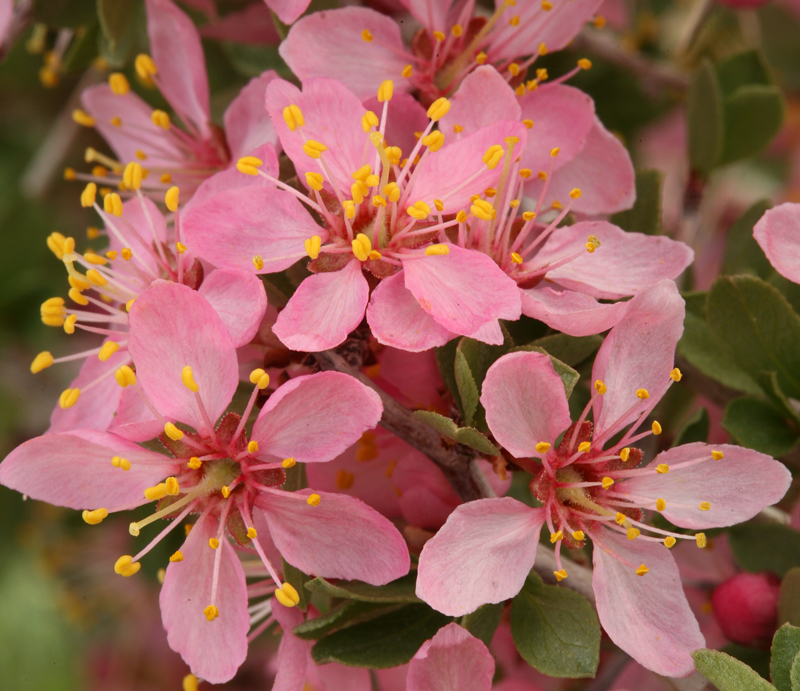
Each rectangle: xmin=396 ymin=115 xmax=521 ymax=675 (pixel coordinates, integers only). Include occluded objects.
xmin=282 ymin=558 xmax=311 ymax=612
xmin=673 ymin=406 xmax=710 ymax=446
xmin=779 ymin=569 xmax=800 ymax=628
xmin=293 ymin=601 xmax=386 ymax=641
xmin=723 ymin=397 xmax=800 ymax=457
xmin=721 ymin=200 xmax=773 ymax=279
xmin=305 ymin=573 xmax=421 ymax=604
xmin=729 ymin=524 xmax=800 ymax=577
xmin=771 ymin=624 xmax=800 ymax=691
xmin=460 ymin=603 xmax=504 ymax=647
xmin=610 ymin=169 xmax=664 ymax=235
xmin=413 ymin=411 xmax=500 ymax=456
xmin=525 ymin=334 xmax=602 ymax=367
xmin=691 ymin=649 xmax=777 ymax=690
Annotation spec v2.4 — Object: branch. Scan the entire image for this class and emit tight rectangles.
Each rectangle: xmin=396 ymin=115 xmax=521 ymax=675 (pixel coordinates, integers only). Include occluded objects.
xmin=314 ymin=350 xmax=495 ymax=502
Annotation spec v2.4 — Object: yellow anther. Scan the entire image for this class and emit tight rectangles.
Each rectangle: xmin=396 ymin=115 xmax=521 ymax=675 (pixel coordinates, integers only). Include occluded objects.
xmin=383 ymin=182 xmax=401 ymax=202
xmin=554 ymin=569 xmax=568 ymax=581
xmin=252 ymin=255 xmax=264 ymax=270
xmin=111 ymin=456 xmax=131 ymax=471
xmin=165 ymin=477 xmax=180 ymax=496
xmin=164 ymin=422 xmax=184 ymax=441
xmin=636 ymin=388 xmax=649 ymax=399
xmin=664 ymin=536 xmax=677 ymax=548
xmin=185 ymin=524 xmax=193 ymax=536
xmin=535 ymin=442 xmax=551 ymax=454
xmin=64 ymin=167 xmax=76 ymax=180
xmin=592 ymin=380 xmax=607 ymax=395
xmin=86 ymin=269 xmax=108 ymax=287
xmin=282 ymin=457 xmax=296 ymax=468
xmin=407 ymin=200 xmax=432 ymax=220
xmin=361 ymin=111 xmax=379 ymax=133
xmin=181 ymin=365 xmax=199 ymax=393
xmin=370 ymin=131 xmax=385 ymax=147
xmin=188 ymin=457 xmax=202 ymax=469
xmin=246 ymin=527 xmax=257 ymax=540
xmin=46 ymin=232 xmax=74 ymax=259
xmin=385 ymin=146 xmax=402 ymax=165
xmin=98 ymin=341 xmax=120 ymax=362
xmin=421 ymin=131 xmax=445 ymax=152
xmin=508 ymin=62 xmax=520 ymax=76
xmin=427 ymin=97 xmax=451 ymax=122
xmin=177 ymin=242 xmax=186 ymax=254
xmin=282 ymin=104 xmax=304 ymax=131
xmin=476 ymin=51 xmax=487 ymax=65
xmin=538 ymin=171 xmax=547 ymax=181
xmin=305 ymin=172 xmax=324 ymax=191
xmin=711 ymin=450 xmax=724 ymax=461
xmin=450 ymin=23 xmax=463 ymax=37
xmin=651 ymin=421 xmax=662 ymax=435
xmin=352 ymin=233 xmax=373 ymax=261
xmin=452 ymin=123 xmax=464 ymax=134
xmin=72 ymin=109 xmax=96 ymax=127
xmin=302 ymin=140 xmax=328 ymax=159
xmin=236 ymin=163 xmax=259 ymax=176
xmin=635 ymin=564 xmax=649 ymax=577
xmin=656 ymin=464 xmax=669 ymax=474
xmin=68 ymin=285 xmax=88 ymax=305
xmin=114 ymin=555 xmax=141 ymax=577
xmin=522 ymin=211 xmax=536 ymax=222
xmin=485 ymin=188 xmax=497 ymax=198
xmin=656 ymin=498 xmax=666 ymax=511
xmin=275 ymin=586 xmax=298 ymax=608
xmin=699 ymin=502 xmax=711 ymax=511
xmin=550 ymin=530 xmax=564 ymax=543
xmin=307 ymin=493 xmax=321 ymax=506
xmin=456 ymin=210 xmax=467 ymax=223
xmin=104 ymin=193 xmax=123 ymax=217
xmin=483 ymin=144 xmax=504 ymax=170
xmin=615 ymin=512 xmax=627 ymax=526
xmin=151 ymin=109 xmax=170 ymax=129
xmin=115 ymin=365 xmax=136 ymax=388
xmin=170 ymin=551 xmax=184 ymax=563
xmin=578 ymin=441 xmax=591 ymax=453
xmin=183 ymin=675 xmax=198 ymax=691
xmin=209 ymin=538 xmax=220 ymax=549
xmin=569 ymin=188 xmax=582 ymax=200
xmin=377 ymin=80 xmax=394 ymax=102
xmin=509 ymin=14 xmax=520 ymax=26
xmin=298 ymin=236 xmax=321 ymax=262
xmin=511 ymin=252 xmax=523 ymax=264
xmin=203 ymin=605 xmax=219 ymax=621
xmin=471 ymin=198 xmax=495 ymax=221
xmin=111 ymin=116 xmax=123 ymax=127
xmin=425 ymin=244 xmax=450 ymax=256
xmin=627 ymin=528 xmax=641 ymax=540
xmin=122 ymin=248 xmax=133 ymax=261
xmin=351 ymin=180 xmax=367 ymax=204
xmin=59 ymin=388 xmax=81 ymax=409
xmin=670 ymin=368 xmax=682 ymax=382
xmin=602 ymin=477 xmax=614 ymax=490
xmin=135 ymin=53 xmax=158 ymax=79
xmin=63 ymin=314 xmax=78 ymax=334
xmin=248 ymin=368 xmax=270 ymax=390
xmin=108 ymin=72 xmax=130 ymax=95
xmin=402 ymin=64 xmax=413 ymax=78
xmin=578 ymin=58 xmax=592 ymax=70
xmin=31 ymin=351 xmax=54 ymax=374
xmin=372 ymin=195 xmax=387 ymax=208
xmin=160 ymin=173 xmax=171 ymax=184
xmin=619 ymin=448 xmax=631 ymax=462
xmin=82 ymin=508 xmax=108 ymax=525
xmin=247 ymin=440 xmax=259 ymax=455
xmin=362 ymin=29 xmax=373 ymax=42
xmin=572 ymin=531 xmax=585 ymax=542
xmin=81 ymin=182 xmax=97 ymax=208
xmin=433 ymin=30 xmax=446 ymax=41
xmin=696 ymin=533 xmax=707 ymax=548
xmin=125 ymin=298 xmax=135 ymax=313
xmin=84 ymin=252 xmax=107 ymax=266
xmin=536 ymin=68 xmax=549 ymax=82
xmin=161 ymin=186 xmax=180 ymax=212
xmin=593 ymin=15 xmax=606 ymax=28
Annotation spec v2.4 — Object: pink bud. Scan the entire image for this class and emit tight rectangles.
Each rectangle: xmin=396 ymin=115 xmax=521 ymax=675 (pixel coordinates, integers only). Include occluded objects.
xmin=711 ymin=572 xmax=781 ymax=648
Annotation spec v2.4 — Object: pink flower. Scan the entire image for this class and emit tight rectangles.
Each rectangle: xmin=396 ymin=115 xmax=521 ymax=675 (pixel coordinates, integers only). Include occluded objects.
xmin=75 ymin=0 xmax=279 ymax=200
xmin=711 ymin=572 xmax=781 ymax=648
xmin=183 ymin=76 xmax=526 ymax=351
xmin=754 ymin=202 xmax=800 ymax=281
xmin=263 ymin=0 xmax=313 ymax=26
xmin=3 ymin=282 xmax=408 ymax=683
xmin=279 ymin=1 xmax=604 ymax=101
xmin=415 ymin=280 xmax=791 ymax=678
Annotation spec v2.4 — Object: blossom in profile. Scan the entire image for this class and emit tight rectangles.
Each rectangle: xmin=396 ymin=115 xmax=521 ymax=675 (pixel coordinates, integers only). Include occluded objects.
xmin=2 ymin=282 xmax=408 ymax=683
xmin=415 ymin=280 xmax=791 ymax=678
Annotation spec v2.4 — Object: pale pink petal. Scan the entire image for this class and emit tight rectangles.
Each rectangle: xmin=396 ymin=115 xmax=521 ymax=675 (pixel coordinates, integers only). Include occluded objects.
xmin=397 ymin=0 xmax=457 ymax=33
xmin=128 ymin=281 xmax=239 ymax=433
xmin=753 ymin=202 xmax=800 ymax=283
xmin=363 ymin=91 xmax=429 ymax=159
xmin=182 ymin=185 xmax=322 ymax=274
xmin=519 ymin=284 xmax=631 ymax=336
xmin=439 ymin=66 xmax=521 ymax=137
xmin=198 ymin=268 xmax=267 ymax=347
xmin=619 ymin=443 xmax=791 ymax=529
xmin=146 ymin=0 xmax=211 ymax=137
xmin=407 ymin=622 xmax=495 ymax=691
xmin=398 ymin=486 xmax=459 ymax=531
xmin=591 ymin=280 xmax=685 ymax=437
xmin=375 ymin=347 xmax=444 ymax=411
xmin=0 ymin=429 xmax=177 ymax=511
xmin=198 ymin=3 xmax=280 ymax=44
xmin=160 ymin=512 xmax=249 ymax=684
xmin=592 ymin=528 xmax=704 ymax=678
xmin=0 ymin=0 xmax=13 ymax=45
xmin=223 ymin=70 xmax=280 ymax=160
xmin=525 ymin=118 xmax=635 ymax=215
xmin=265 ymin=0 xmax=312 ymax=25
xmin=306 ymin=661 xmax=372 ymax=691
xmin=533 ymin=221 xmax=694 ymax=299
xmin=279 ymin=7 xmax=411 ymax=100
xmin=255 ymin=489 xmax=410 ymax=584
xmin=272 ymin=599 xmax=310 ymax=691
xmin=481 ymin=351 xmax=572 ymax=457
xmin=416 ymin=498 xmax=545 ymax=616
xmin=410 ymin=121 xmax=528 ymax=214
xmin=109 ymin=386 xmax=163 ymax=442
xmin=251 ymin=371 xmax=383 ymax=463
xmin=367 ymin=271 xmax=454 ymax=352
xmin=402 ymin=245 xmax=521 ymax=336
xmin=108 ymin=196 xmax=168 ymax=276
xmin=273 ymin=260 xmax=370 ymax=352
xmin=465 ymin=319 xmax=505 ymax=345
xmin=266 ymin=77 xmax=367 ymax=193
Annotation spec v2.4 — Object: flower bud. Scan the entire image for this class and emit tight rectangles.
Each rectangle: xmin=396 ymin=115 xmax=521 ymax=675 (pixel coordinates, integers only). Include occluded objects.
xmin=711 ymin=572 xmax=780 ymax=648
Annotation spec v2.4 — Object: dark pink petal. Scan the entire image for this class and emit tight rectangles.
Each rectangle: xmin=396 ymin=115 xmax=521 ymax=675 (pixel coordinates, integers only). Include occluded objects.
xmin=128 ymin=281 xmax=239 ymax=433
xmin=402 ymin=245 xmax=521 ymax=337
xmin=0 ymin=429 xmax=176 ymax=511
xmin=305 ymin=661 xmax=371 ymax=691
xmin=363 ymin=91 xmax=429 ymax=160
xmin=160 ymin=512 xmax=249 ymax=684
xmin=753 ymin=202 xmax=800 ymax=283
xmin=397 ymin=0 xmax=457 ymax=33
xmin=416 ymin=498 xmax=545 ymax=616
xmin=407 ymin=622 xmax=495 ymax=691
xmin=519 ymin=285 xmax=631 ymax=336
xmin=439 ymin=66 xmax=521 ymax=137
xmin=251 ymin=371 xmax=383 ymax=463
xmin=592 ymin=528 xmax=704 ymax=678
xmin=367 ymin=271 xmax=454 ymax=352
xmin=376 ymin=347 xmax=445 ymax=411
xmin=272 ymin=598 xmax=310 ymax=691
xmin=265 ymin=0 xmax=312 ymax=25
xmin=183 ymin=184 xmax=321 ymax=274
xmin=198 ymin=2 xmax=279 ymax=44
xmin=256 ymin=489 xmax=410 ymax=584
xmin=279 ymin=7 xmax=411 ymax=100
xmin=534 ymin=221 xmax=694 ymax=299
xmin=273 ymin=260 xmax=370 ymax=352
xmin=619 ymin=443 xmax=792 ymax=529
xmin=481 ymin=351 xmax=572 ymax=457
xmin=109 ymin=386 xmax=163 ymax=442
xmin=198 ymin=268 xmax=267 ymax=347
xmin=146 ymin=0 xmax=211 ymax=136
xmin=591 ymin=280 xmax=685 ymax=438
xmin=223 ymin=70 xmax=280 ymax=160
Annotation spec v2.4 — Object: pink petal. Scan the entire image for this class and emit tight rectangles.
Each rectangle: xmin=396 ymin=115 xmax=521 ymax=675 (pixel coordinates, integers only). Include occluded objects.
xmin=396 ymin=0 xmax=457 ymax=33
xmin=255 ymin=488 xmax=410 ymax=584
xmin=376 ymin=347 xmax=445 ymax=411
xmin=619 ymin=443 xmax=792 ymax=529
xmin=363 ymin=91 xmax=429 ymax=160
xmin=367 ymin=271 xmax=454 ymax=352
xmin=465 ymin=319 xmax=506 ymax=345
xmin=273 ymin=259 xmax=370 ymax=352
xmin=279 ymin=7 xmax=411 ymax=100
xmin=592 ymin=528 xmax=704 ymax=678
xmin=306 ymin=661 xmax=372 ymax=691
xmin=109 ymin=386 xmax=163 ymax=442
xmin=198 ymin=2 xmax=280 ymax=44
xmin=533 ymin=221 xmax=694 ymax=299
xmin=265 ymin=0 xmax=312 ymax=25
xmin=0 ymin=0 xmax=13 ymax=45
xmin=272 ymin=598 xmax=310 ymax=691
xmin=416 ymin=498 xmax=545 ymax=616
xmin=128 ymin=281 xmax=239 ymax=434
xmin=145 ymin=0 xmax=211 ymax=137
xmin=481 ymin=351 xmax=572 ymax=457
xmin=402 ymin=245 xmax=521 ymax=337
xmin=753 ymin=202 xmax=800 ymax=283
xmin=182 ymin=184 xmax=322 ymax=274
xmin=407 ymin=622 xmax=495 ymax=691
xmin=198 ymin=268 xmax=267 ymax=347
xmin=0 ymin=429 xmax=176 ymax=511
xmin=160 ymin=511 xmax=249 ymax=684
xmin=410 ymin=121 xmax=528 ymax=214
xmin=591 ymin=280 xmax=685 ymax=438
xmin=251 ymin=371 xmax=383 ymax=463
xmin=519 ymin=284 xmax=631 ymax=336
xmin=108 ymin=196 xmax=168 ymax=277
xmin=223 ymin=70 xmax=280 ymax=160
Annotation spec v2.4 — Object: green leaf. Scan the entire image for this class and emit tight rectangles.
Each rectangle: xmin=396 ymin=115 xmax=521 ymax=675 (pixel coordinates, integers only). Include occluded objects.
xmin=412 ymin=411 xmax=501 ymax=456
xmin=527 ymin=334 xmax=603 ymax=367
xmin=791 ymin=653 xmax=800 ymax=691
xmin=455 ymin=349 xmax=480 ymax=426
xmin=97 ymin=0 xmax=135 ymax=49
xmin=673 ymin=407 xmax=710 ymax=446
xmin=722 ymin=396 xmax=800 ymax=457
xmin=311 ymin=603 xmax=451 ymax=668
xmin=435 ymin=339 xmax=462 ymax=413
xmin=610 ymin=169 xmax=663 ymax=235
xmin=771 ymin=624 xmax=800 ymax=691
xmin=460 ymin=603 xmax=503 ymax=647
xmin=61 ymin=23 xmax=100 ymax=73
xmin=221 ymin=43 xmax=289 ymax=79
xmin=413 ymin=410 xmax=459 ymax=438
xmin=723 ymin=643 xmax=771 ymax=680
xmin=707 ymin=276 xmax=800 ymax=400
xmin=728 ymin=524 xmax=800 ymax=577
xmin=293 ymin=600 xmax=386 ymax=641
xmin=688 ymin=59 xmax=724 ymax=174
xmin=510 ymin=347 xmax=580 ymax=399
xmin=721 ymin=200 xmax=773 ymax=278
xmin=755 ymin=371 xmax=800 ymax=425
xmin=304 ymin=573 xmax=421 ymax=604
xmin=691 ymin=649 xmax=776 ymax=690
xmin=779 ymin=569 xmax=800 ymax=627
xmin=32 ymin=0 xmax=96 ymax=27
xmin=720 ymin=84 xmax=785 ymax=166
xmin=510 ymin=574 xmax=600 ymax=678
xmin=282 ymin=559 xmax=311 ymax=612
